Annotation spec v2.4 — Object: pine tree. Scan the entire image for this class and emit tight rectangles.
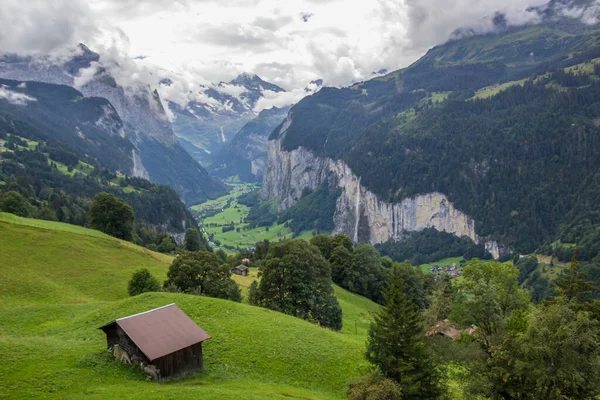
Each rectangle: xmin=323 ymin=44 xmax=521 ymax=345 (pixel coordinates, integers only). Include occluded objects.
xmin=366 ymin=266 xmax=442 ymax=399
xmin=555 ymin=248 xmax=596 ymax=303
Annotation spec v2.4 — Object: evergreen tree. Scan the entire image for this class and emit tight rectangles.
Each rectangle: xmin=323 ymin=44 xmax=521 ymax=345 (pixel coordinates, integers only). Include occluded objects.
xmin=555 ymin=248 xmax=596 ymax=303
xmin=366 ymin=265 xmax=443 ymax=399
xmin=184 ymin=228 xmax=203 ymax=251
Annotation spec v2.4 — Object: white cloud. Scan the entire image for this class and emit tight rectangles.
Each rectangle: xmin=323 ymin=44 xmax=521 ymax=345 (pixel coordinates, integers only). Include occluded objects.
xmin=0 ymin=85 xmax=37 ymax=105
xmin=1 ymin=0 xmax=597 ymax=111
xmin=254 ymin=88 xmax=311 ymax=112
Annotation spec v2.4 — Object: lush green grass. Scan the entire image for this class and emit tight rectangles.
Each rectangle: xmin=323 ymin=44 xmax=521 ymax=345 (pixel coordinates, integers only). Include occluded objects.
xmin=0 ymin=214 xmax=172 ymax=307
xmin=191 ymin=184 xmax=313 ymax=251
xmin=471 ymin=79 xmax=528 ymax=99
xmin=0 ymin=215 xmax=380 ymax=399
xmin=419 ymin=257 xmax=464 ymax=274
xmin=0 ymin=293 xmax=370 ymax=399
xmin=231 ymin=269 xmax=381 ymax=337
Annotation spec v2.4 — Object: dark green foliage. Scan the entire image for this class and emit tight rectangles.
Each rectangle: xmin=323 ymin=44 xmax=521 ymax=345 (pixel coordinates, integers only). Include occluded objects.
xmin=451 ymin=260 xmax=530 ymax=349
xmin=88 ymin=193 xmax=135 ymax=241
xmin=0 ymin=191 xmax=31 ymax=217
xmin=275 ymin=22 xmax=600 ymax=256
xmin=425 ymin=276 xmax=453 ymax=326
xmin=473 ymin=299 xmax=600 ymax=400
xmin=244 ymin=196 xmax=278 ymax=228
xmin=164 ymin=251 xmax=241 ymax=302
xmin=127 ymin=269 xmax=160 ymax=296
xmin=311 ymin=234 xmax=393 ymax=305
xmin=366 ymin=265 xmax=443 ymax=399
xmin=277 ymin=185 xmax=341 ymax=234
xmin=0 ymin=119 xmax=197 ymax=241
xmin=347 ymin=372 xmax=402 ymax=400
xmin=250 ymin=240 xmax=342 ymax=330
xmin=184 ymin=228 xmax=204 ymax=251
xmin=138 ymin=137 xmax=226 ymax=205
xmin=0 ymin=79 xmax=134 ymax=173
xmin=157 ymin=236 xmax=177 ymax=254
xmin=377 ymin=229 xmax=491 ymax=265
xmin=513 ymin=255 xmax=555 ymax=303
xmin=555 ymin=249 xmax=597 ymax=304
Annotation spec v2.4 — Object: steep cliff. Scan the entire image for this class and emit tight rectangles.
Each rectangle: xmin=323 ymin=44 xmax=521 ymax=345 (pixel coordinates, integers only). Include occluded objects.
xmin=210 ymin=106 xmax=290 ymax=181
xmin=262 ymin=115 xmax=500 ymax=259
xmin=0 ymin=45 xmax=226 ymax=204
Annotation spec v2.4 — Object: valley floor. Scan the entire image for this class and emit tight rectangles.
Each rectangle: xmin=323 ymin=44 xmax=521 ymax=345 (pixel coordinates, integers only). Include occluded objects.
xmin=190 ymin=184 xmax=312 ymax=252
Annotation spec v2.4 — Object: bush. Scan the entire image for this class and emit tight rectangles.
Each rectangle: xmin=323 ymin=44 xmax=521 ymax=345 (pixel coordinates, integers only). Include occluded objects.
xmin=347 ymin=373 xmax=402 ymax=400
xmin=128 ymin=269 xmax=161 ymax=296
xmin=0 ymin=191 xmax=31 ymax=217
xmin=164 ymin=251 xmax=241 ymax=302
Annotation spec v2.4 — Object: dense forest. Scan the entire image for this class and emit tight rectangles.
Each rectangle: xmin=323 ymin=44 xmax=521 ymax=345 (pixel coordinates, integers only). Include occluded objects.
xmin=270 ymin=21 xmax=600 ymax=258
xmin=377 ymin=229 xmax=492 ymax=266
xmin=0 ymin=113 xmax=199 ymax=250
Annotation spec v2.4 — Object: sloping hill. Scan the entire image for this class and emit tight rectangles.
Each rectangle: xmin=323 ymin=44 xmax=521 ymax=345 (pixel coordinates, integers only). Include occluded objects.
xmin=0 ymin=214 xmax=378 ymax=399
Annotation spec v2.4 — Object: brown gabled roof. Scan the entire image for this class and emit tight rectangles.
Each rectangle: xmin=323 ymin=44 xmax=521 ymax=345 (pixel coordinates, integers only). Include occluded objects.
xmin=99 ymin=304 xmax=210 ymax=361
xmin=232 ymin=265 xmax=249 ymax=271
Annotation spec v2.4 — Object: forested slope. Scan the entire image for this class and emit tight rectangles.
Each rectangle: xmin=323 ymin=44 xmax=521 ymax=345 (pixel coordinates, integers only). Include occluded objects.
xmin=269 ymin=19 xmax=600 ymax=257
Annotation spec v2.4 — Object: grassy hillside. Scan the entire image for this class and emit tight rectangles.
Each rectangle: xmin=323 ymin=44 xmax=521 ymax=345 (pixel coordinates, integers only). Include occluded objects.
xmin=0 ymin=214 xmax=379 ymax=399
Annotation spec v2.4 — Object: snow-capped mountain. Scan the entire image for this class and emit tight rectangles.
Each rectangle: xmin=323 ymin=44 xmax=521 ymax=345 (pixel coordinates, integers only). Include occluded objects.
xmin=0 ymin=44 xmax=226 ymax=204
xmin=164 ymin=73 xmax=286 ymax=166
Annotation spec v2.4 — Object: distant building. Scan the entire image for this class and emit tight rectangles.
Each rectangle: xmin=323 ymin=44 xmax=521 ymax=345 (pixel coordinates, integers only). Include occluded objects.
xmin=99 ymin=304 xmax=210 ymax=379
xmin=231 ymin=265 xmax=249 ymax=276
xmin=426 ymin=319 xmax=477 ymax=340
xmin=0 ymin=141 xmax=5 ymax=147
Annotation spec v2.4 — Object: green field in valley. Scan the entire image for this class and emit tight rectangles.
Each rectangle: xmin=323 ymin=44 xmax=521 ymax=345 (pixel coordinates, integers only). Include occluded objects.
xmin=0 ymin=213 xmax=380 ymax=399
xmin=419 ymin=257 xmax=465 ymax=274
xmin=190 ymin=184 xmax=314 ymax=251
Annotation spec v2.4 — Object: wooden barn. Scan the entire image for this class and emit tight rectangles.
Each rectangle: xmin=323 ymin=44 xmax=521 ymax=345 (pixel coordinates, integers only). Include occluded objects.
xmin=231 ymin=264 xmax=249 ymax=276
xmin=99 ymin=303 xmax=210 ymax=379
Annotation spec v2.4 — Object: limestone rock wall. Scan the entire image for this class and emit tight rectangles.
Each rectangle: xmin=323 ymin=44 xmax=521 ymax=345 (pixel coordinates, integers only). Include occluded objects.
xmin=262 ymin=118 xmax=500 ymax=259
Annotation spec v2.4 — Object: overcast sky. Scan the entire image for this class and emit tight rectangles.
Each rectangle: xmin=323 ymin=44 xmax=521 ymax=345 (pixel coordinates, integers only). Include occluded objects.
xmin=3 ymin=0 xmax=594 ymax=110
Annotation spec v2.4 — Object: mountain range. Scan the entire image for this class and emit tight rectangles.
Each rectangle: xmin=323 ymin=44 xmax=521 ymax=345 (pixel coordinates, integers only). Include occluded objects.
xmin=164 ymin=73 xmax=285 ymax=166
xmin=165 ymin=74 xmax=322 ymax=167
xmin=261 ymin=9 xmax=600 ymax=261
xmin=0 ymin=44 xmax=225 ymax=205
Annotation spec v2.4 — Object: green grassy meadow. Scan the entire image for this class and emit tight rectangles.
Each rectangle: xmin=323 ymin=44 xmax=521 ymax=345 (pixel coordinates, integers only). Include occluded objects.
xmin=191 ymin=184 xmax=313 ymax=251
xmin=0 ymin=213 xmax=379 ymax=399
xmin=419 ymin=257 xmax=464 ymax=274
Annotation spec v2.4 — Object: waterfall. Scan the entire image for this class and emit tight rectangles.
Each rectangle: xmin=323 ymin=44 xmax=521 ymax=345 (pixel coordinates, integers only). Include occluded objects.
xmin=220 ymin=126 xmax=226 ymax=142
xmin=353 ymin=178 xmax=361 ymax=243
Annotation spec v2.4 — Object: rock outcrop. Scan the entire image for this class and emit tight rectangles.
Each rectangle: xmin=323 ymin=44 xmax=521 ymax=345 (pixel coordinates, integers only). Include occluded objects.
xmin=262 ymin=114 xmax=500 ymax=259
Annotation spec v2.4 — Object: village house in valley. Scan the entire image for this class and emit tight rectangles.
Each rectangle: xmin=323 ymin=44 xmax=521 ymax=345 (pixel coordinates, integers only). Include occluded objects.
xmin=99 ymin=304 xmax=210 ymax=379
xmin=231 ymin=264 xmax=249 ymax=276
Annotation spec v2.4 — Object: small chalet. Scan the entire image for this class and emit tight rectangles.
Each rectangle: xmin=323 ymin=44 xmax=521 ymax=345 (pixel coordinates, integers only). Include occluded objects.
xmin=231 ymin=264 xmax=249 ymax=276
xmin=99 ymin=304 xmax=210 ymax=379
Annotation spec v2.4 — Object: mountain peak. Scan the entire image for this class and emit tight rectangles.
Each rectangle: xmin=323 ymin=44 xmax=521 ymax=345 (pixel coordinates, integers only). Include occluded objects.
xmin=226 ymin=73 xmax=286 ymax=94
xmin=229 ymin=73 xmax=268 ymax=87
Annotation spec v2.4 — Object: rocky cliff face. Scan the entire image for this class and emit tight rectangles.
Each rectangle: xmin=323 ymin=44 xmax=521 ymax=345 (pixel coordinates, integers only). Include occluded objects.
xmin=0 ymin=46 xmax=226 ymax=204
xmin=262 ymin=115 xmax=500 ymax=259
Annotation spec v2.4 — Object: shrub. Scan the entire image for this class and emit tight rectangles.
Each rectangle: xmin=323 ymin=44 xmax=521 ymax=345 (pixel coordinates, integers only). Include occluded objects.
xmin=128 ymin=269 xmax=161 ymax=296
xmin=347 ymin=373 xmax=402 ymax=400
